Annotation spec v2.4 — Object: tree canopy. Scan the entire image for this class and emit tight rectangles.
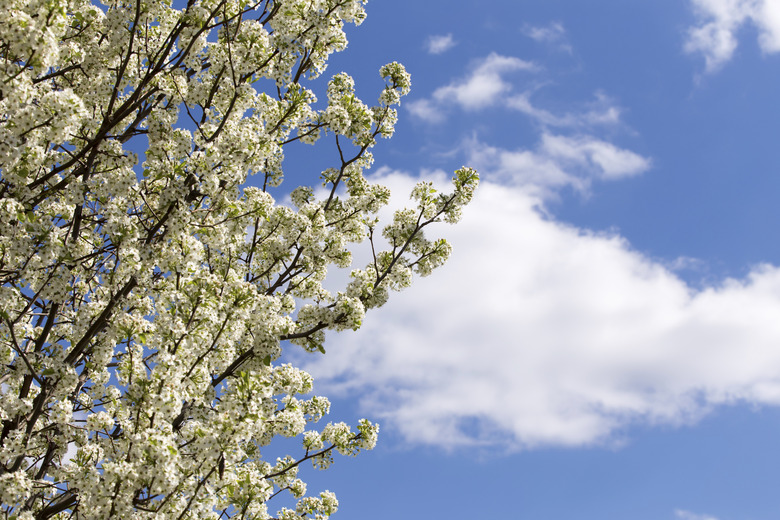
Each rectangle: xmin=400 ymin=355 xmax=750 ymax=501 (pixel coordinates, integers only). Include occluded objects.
xmin=0 ymin=0 xmax=477 ymax=518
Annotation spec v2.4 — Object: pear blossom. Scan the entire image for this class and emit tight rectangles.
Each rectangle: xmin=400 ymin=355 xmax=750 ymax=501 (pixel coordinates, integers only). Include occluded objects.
xmin=0 ymin=0 xmax=478 ymax=518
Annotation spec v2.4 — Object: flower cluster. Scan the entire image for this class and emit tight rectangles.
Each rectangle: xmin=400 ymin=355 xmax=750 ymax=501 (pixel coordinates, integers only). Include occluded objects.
xmin=0 ymin=0 xmax=478 ymax=519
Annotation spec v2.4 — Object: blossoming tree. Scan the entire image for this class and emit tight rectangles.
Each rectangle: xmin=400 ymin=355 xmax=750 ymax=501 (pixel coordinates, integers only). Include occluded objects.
xmin=0 ymin=0 xmax=478 ymax=518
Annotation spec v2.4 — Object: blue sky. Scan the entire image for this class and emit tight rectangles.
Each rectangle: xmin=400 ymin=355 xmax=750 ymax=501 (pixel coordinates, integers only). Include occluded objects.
xmin=284 ymin=1 xmax=780 ymax=519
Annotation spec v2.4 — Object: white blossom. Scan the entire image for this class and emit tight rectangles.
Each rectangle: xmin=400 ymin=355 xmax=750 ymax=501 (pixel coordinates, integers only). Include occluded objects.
xmin=0 ymin=0 xmax=477 ymax=518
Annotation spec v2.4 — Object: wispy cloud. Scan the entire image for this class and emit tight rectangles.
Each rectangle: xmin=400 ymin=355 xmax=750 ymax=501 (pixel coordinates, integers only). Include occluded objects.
xmin=431 ymin=53 xmax=536 ymax=110
xmin=407 ymin=53 xmax=623 ymax=131
xmin=675 ymin=509 xmax=721 ymax=520
xmin=426 ymin=33 xmax=456 ymax=54
xmin=507 ymin=91 xmax=622 ymax=128
xmin=466 ymin=134 xmax=650 ymax=196
xmin=407 ymin=53 xmax=536 ymax=123
xmin=406 ymin=98 xmax=447 ymax=124
xmin=540 ymin=134 xmax=649 ymax=180
xmin=304 ymin=163 xmax=780 ymax=450
xmin=685 ymin=0 xmax=780 ymax=71
xmin=522 ymin=22 xmax=572 ymax=52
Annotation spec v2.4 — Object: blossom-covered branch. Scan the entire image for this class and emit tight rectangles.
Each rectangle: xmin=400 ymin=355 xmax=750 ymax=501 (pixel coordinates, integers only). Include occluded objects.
xmin=0 ymin=0 xmax=477 ymax=518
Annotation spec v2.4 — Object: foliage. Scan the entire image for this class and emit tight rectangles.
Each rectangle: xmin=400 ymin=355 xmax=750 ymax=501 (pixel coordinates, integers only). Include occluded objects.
xmin=0 ymin=0 xmax=478 ymax=518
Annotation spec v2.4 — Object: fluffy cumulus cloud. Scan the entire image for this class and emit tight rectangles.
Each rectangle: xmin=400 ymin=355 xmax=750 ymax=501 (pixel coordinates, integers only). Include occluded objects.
xmin=303 ymin=164 xmax=780 ymax=450
xmin=686 ymin=0 xmax=780 ymax=71
xmin=311 ymin=39 xmax=780 ymax=451
xmin=425 ymin=33 xmax=456 ymax=54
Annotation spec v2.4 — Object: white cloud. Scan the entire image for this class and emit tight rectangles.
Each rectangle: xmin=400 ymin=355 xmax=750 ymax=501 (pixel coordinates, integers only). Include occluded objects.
xmin=303 ymin=165 xmax=780 ymax=450
xmin=675 ymin=509 xmax=721 ymax=520
xmin=332 ymin=46 xmax=780 ymax=450
xmin=522 ymin=22 xmax=572 ymax=52
xmin=507 ymin=92 xmax=622 ymax=128
xmin=757 ymin=1 xmax=780 ymax=51
xmin=465 ymin=134 xmax=650 ymax=196
xmin=426 ymin=33 xmax=456 ymax=54
xmin=507 ymin=94 xmax=573 ymax=126
xmin=431 ymin=53 xmax=536 ymax=110
xmin=686 ymin=0 xmax=780 ymax=71
xmin=524 ymin=22 xmax=566 ymax=43
xmin=408 ymin=53 xmax=535 ymax=122
xmin=406 ymin=98 xmax=446 ymax=124
xmin=467 ymin=142 xmax=584 ymax=195
xmin=407 ymin=53 xmax=623 ymax=131
xmin=540 ymin=134 xmax=650 ymax=180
